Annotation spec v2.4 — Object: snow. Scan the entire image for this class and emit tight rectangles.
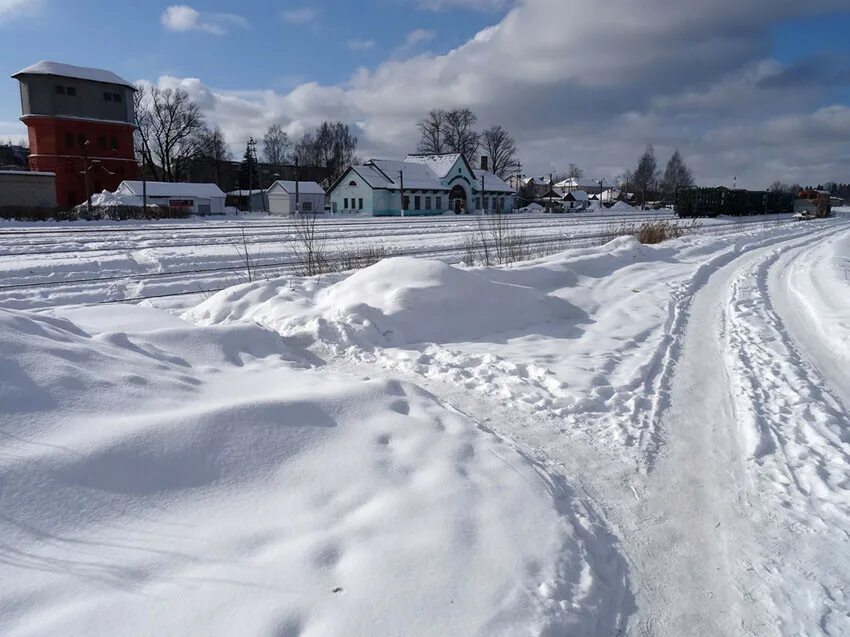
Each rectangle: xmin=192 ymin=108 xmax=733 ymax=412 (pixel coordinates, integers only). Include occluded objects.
xmin=403 ymin=153 xmax=463 ymax=178
xmin=2 ymin=211 xmax=850 ymax=635
xmin=268 ymin=180 xmax=326 ymax=195
xmin=0 ymin=304 xmax=626 ymax=636
xmin=117 ymin=181 xmax=226 ymax=198
xmin=87 ymin=189 xmax=154 ymax=208
xmin=13 ymin=61 xmax=134 ymax=88
xmin=606 ymin=200 xmax=637 ymax=212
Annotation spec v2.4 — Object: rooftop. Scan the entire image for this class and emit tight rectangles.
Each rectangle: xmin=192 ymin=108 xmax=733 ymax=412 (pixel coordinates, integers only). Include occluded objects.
xmin=12 ymin=61 xmax=135 ymax=89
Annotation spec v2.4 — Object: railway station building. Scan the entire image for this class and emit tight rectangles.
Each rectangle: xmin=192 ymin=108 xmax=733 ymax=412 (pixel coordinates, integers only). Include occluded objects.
xmin=328 ymin=153 xmax=515 ymax=216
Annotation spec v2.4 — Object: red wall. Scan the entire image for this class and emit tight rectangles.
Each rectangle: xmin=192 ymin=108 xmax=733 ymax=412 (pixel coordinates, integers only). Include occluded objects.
xmin=23 ymin=116 xmax=138 ymax=209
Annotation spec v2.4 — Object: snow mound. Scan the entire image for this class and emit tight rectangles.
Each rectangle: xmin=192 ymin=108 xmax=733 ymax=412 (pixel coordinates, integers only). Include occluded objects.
xmin=189 ymin=256 xmax=575 ymax=347
xmin=607 ymin=200 xmax=637 ymax=212
xmin=0 ymin=305 xmax=630 ymax=636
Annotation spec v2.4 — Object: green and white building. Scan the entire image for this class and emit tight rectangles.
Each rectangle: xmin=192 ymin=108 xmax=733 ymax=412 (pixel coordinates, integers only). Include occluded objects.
xmin=328 ymin=153 xmax=515 ymax=216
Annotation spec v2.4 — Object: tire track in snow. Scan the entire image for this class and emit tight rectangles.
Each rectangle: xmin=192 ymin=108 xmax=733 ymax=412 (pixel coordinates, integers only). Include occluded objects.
xmin=719 ymin=227 xmax=850 ymax=635
xmin=631 ymin=221 xmax=849 ymax=472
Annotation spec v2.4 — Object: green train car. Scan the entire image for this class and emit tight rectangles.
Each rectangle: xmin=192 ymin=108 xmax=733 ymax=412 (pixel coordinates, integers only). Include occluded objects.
xmin=676 ymin=187 xmax=794 ymax=218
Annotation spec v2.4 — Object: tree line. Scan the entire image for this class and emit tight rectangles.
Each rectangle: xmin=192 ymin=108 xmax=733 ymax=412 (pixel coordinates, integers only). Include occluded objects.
xmin=133 ymin=85 xmax=357 ymax=188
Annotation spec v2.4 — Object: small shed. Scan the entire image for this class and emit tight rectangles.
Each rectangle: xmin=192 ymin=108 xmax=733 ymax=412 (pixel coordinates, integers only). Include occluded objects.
xmin=563 ymin=190 xmax=589 ymax=211
xmin=115 ymin=181 xmax=226 ymax=215
xmin=227 ymin=189 xmax=267 ymax=212
xmin=267 ymin=181 xmax=326 ymax=215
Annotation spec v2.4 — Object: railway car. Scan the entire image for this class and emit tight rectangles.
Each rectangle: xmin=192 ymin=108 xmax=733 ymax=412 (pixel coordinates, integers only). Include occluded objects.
xmin=676 ymin=187 xmax=794 ymax=218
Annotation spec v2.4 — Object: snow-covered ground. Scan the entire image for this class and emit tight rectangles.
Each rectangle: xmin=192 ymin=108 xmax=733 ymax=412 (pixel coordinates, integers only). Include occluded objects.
xmin=1 ymin=211 xmax=848 ymax=635
xmin=0 ymin=211 xmax=793 ymax=309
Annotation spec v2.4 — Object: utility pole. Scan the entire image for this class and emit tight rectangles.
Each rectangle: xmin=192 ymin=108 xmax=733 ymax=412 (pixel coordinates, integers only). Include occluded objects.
xmin=81 ymin=139 xmax=92 ymax=215
xmin=598 ymin=179 xmax=603 ymax=211
xmin=399 ymin=170 xmax=405 ymax=217
xmin=547 ymin=171 xmax=553 ymax=214
xmin=481 ymin=172 xmax=485 ymax=214
xmin=247 ymin=137 xmax=257 ymax=210
xmin=295 ymin=157 xmax=300 ymax=214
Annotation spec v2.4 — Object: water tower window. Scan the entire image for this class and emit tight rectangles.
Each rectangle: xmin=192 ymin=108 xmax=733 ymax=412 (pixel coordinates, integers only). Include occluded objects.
xmin=65 ymin=132 xmax=74 ymax=148
xmin=66 ymin=87 xmax=76 ymax=96
xmin=103 ymin=92 xmax=112 ymax=102
xmin=55 ymin=85 xmax=66 ymax=95
xmin=111 ymin=137 xmax=118 ymax=150
xmin=113 ymin=93 xmax=122 ymax=103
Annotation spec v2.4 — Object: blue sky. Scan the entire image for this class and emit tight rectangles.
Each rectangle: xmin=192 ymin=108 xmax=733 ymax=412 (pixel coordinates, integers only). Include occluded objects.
xmin=0 ymin=1 xmax=505 ymax=139
xmin=1 ymin=1 xmax=849 ymax=186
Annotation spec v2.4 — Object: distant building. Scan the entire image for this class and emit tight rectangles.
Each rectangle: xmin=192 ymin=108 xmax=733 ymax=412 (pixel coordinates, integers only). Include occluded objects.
xmin=329 ymin=153 xmax=515 ymax=216
xmin=0 ymin=170 xmax=57 ymax=216
xmin=12 ymin=61 xmax=139 ymax=209
xmin=115 ymin=181 xmax=226 ymax=215
xmin=563 ymin=190 xmax=589 ymax=211
xmin=0 ymin=144 xmax=29 ymax=170
xmin=182 ymin=157 xmax=329 ymax=193
xmin=267 ymin=181 xmax=326 ymax=215
xmin=554 ymin=177 xmax=607 ymax=195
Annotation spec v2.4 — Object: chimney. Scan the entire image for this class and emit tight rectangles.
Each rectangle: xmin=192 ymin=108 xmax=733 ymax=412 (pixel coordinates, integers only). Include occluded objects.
xmin=480 ymin=155 xmax=489 ymax=172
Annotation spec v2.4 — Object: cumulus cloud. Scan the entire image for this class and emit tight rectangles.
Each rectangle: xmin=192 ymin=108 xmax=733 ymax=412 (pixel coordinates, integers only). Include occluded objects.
xmin=280 ymin=7 xmax=320 ymax=24
xmin=0 ymin=0 xmax=45 ymax=24
xmin=150 ymin=0 xmax=850 ymax=187
xmin=161 ymin=5 xmax=248 ymax=35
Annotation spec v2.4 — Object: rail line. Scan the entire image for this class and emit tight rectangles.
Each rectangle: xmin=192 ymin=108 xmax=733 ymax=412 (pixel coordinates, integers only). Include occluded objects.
xmin=0 ymin=213 xmax=680 ymax=259
xmin=0 ymin=217 xmax=797 ymax=309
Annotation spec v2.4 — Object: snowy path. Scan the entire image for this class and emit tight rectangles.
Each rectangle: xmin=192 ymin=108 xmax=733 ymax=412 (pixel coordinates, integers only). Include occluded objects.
xmin=624 ymin=222 xmax=850 ymax=635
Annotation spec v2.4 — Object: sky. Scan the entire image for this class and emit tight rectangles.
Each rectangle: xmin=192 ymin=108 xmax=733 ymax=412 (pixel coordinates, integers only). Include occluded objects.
xmin=1 ymin=0 xmax=849 ymax=188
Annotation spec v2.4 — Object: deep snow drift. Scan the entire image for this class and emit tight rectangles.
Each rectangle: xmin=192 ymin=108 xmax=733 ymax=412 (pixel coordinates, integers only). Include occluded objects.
xmin=0 ymin=305 xmax=628 ymax=636
xmin=2 ymin=214 xmax=849 ymax=636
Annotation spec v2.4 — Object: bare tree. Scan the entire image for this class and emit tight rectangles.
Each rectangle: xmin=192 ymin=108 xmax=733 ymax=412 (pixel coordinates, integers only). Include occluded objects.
xmin=633 ymin=145 xmax=660 ymax=209
xmin=198 ymin=126 xmax=229 ymax=185
xmin=294 ymin=121 xmax=358 ymax=188
xmin=263 ymin=123 xmax=291 ymax=166
xmin=567 ymin=163 xmax=584 ymax=180
xmin=661 ymin=149 xmax=694 ymax=202
xmin=481 ymin=125 xmax=517 ymax=179
xmin=444 ymin=108 xmax=480 ymax=161
xmin=134 ymin=85 xmax=209 ymax=182
xmin=417 ymin=109 xmax=448 ymax=155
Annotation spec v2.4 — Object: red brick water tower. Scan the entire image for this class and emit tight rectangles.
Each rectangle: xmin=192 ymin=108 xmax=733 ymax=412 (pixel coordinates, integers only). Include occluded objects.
xmin=12 ymin=61 xmax=138 ymax=208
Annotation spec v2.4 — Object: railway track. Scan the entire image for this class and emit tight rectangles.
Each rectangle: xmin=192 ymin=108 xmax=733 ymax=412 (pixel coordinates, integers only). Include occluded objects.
xmin=0 ymin=217 xmax=797 ymax=309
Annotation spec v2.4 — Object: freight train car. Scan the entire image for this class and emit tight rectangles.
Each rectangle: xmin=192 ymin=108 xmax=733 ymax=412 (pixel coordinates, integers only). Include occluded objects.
xmin=676 ymin=187 xmax=794 ymax=218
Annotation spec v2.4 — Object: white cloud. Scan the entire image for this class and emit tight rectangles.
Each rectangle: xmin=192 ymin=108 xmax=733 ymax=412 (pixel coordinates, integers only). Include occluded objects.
xmin=148 ymin=0 xmax=850 ymax=187
xmin=161 ymin=5 xmax=248 ymax=36
xmin=280 ymin=7 xmax=320 ymax=24
xmin=415 ymin=0 xmax=513 ymax=10
xmin=347 ymin=38 xmax=376 ymax=51
xmin=393 ymin=28 xmax=436 ymax=57
xmin=0 ymin=0 xmax=45 ymax=24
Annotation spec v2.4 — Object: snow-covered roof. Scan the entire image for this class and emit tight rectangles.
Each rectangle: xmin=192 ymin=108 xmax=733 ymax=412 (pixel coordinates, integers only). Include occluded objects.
xmin=117 ymin=181 xmax=225 ymax=198
xmin=404 ymin=154 xmax=463 ymax=179
xmin=268 ymin=181 xmax=326 ymax=195
xmin=334 ymin=156 xmax=515 ymax=194
xmin=370 ymin=159 xmax=448 ymax=190
xmin=473 ymin=170 xmax=514 ymax=193
xmin=13 ymin=61 xmax=135 ymax=89
xmin=227 ymin=189 xmax=265 ymax=197
xmin=555 ymin=178 xmax=606 ymax=189
xmin=0 ymin=170 xmax=55 ymax=177
xmin=564 ymin=190 xmax=589 ymax=201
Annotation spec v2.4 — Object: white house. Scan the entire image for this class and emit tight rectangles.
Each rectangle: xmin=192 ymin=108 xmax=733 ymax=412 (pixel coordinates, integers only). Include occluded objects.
xmin=267 ymin=181 xmax=326 ymax=215
xmin=116 ymin=181 xmax=226 ymax=215
xmin=328 ymin=153 xmax=515 ymax=216
xmin=554 ymin=177 xmax=607 ymax=195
